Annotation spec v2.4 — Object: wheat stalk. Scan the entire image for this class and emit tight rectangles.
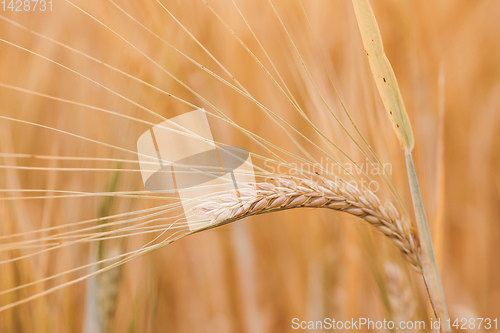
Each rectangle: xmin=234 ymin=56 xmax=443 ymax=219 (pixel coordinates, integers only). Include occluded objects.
xmin=192 ymin=176 xmax=420 ymax=269
xmin=352 ymin=0 xmax=449 ymax=328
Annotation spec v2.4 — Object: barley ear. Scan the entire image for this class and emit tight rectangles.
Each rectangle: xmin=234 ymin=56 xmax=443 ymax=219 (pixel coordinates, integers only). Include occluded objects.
xmin=384 ymin=263 xmax=417 ymax=327
xmin=84 ymin=168 xmax=123 ymax=333
xmin=351 ymin=0 xmax=414 ymax=152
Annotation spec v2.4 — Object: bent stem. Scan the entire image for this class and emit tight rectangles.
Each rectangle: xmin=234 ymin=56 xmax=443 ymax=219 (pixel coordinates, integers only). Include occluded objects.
xmin=406 ymin=152 xmax=449 ymax=332
xmin=351 ymin=0 xmax=450 ymax=329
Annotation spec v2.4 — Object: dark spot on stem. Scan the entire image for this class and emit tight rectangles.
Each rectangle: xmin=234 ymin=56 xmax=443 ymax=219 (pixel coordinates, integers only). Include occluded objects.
xmin=390 ymin=111 xmax=393 ymax=115
xmin=396 ymin=124 xmax=400 ymax=128
xmin=383 ymin=77 xmax=386 ymax=83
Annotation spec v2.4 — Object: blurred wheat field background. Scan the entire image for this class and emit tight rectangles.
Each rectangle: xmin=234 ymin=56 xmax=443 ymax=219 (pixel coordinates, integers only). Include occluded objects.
xmin=0 ymin=1 xmax=499 ymax=332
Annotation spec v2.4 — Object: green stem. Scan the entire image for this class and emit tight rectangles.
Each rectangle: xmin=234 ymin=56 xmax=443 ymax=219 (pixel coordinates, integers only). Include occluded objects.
xmin=405 ymin=152 xmax=449 ymax=332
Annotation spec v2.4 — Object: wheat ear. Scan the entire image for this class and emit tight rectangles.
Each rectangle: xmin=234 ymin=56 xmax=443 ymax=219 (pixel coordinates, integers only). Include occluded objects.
xmin=193 ymin=177 xmax=420 ymax=269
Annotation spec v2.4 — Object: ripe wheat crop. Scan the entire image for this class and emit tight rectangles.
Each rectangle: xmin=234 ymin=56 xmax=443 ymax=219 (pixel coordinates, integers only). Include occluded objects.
xmin=194 ymin=177 xmax=420 ymax=269
xmin=1 ymin=1 xmax=499 ymax=332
